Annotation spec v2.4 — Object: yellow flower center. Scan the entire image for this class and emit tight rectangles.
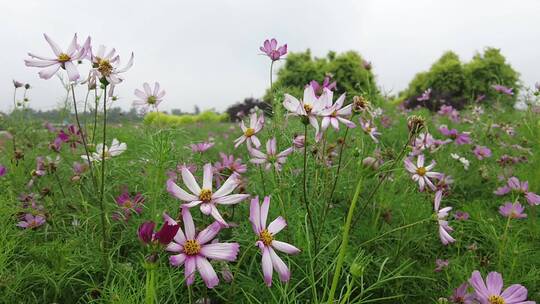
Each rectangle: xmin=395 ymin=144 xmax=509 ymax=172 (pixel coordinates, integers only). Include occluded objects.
xmin=331 ymin=110 xmax=338 ymax=117
xmin=58 ymin=53 xmax=71 ymax=63
xmin=416 ymin=167 xmax=427 ymax=176
xmin=102 ymin=150 xmax=112 ymax=159
xmin=488 ymin=295 xmax=505 ymax=304
xmin=123 ymin=200 xmax=133 ymax=209
xmin=199 ymin=189 xmax=212 ymax=202
xmin=97 ymin=59 xmax=113 ymax=77
xmin=183 ymin=239 xmax=201 ymax=256
xmin=303 ymin=103 xmax=313 ymax=113
xmin=147 ymin=96 xmax=157 ymax=105
xmin=244 ymin=127 xmax=255 ymax=137
xmin=259 ymin=229 xmax=273 ymax=246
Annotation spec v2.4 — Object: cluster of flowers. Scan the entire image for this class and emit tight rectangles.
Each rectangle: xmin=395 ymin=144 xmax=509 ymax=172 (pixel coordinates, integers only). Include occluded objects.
xmin=17 ymin=193 xmax=47 ymax=229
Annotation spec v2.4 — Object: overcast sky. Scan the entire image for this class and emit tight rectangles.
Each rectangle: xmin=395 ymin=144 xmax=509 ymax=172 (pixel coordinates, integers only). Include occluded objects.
xmin=1 ymin=0 xmax=539 ymax=113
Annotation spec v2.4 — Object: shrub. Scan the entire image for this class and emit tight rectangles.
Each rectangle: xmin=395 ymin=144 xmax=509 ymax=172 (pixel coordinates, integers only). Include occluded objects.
xmin=143 ymin=110 xmax=228 ymax=127
xmin=225 ymin=97 xmax=272 ymax=121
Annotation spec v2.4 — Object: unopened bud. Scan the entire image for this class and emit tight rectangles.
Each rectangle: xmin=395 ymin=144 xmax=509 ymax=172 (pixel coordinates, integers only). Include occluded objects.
xmin=407 ymin=115 xmax=425 ymax=135
xmin=352 ymin=96 xmax=370 ymax=113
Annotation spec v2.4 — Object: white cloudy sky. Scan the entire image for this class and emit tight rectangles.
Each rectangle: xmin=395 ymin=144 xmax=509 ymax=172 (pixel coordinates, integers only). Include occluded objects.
xmin=1 ymin=0 xmax=539 ymax=112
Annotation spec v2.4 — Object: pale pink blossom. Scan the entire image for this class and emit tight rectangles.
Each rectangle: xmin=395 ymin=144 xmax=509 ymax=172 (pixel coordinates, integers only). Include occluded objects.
xmin=404 ymin=154 xmax=442 ymax=192
xmin=249 ymin=138 xmax=293 ymax=171
xmin=234 ymin=112 xmax=264 ymax=148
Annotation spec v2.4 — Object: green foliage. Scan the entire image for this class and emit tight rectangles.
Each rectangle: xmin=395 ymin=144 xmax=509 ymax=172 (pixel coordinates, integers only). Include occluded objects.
xmin=402 ymin=47 xmax=520 ymax=106
xmin=265 ymin=50 xmax=378 ymax=102
xmin=143 ymin=110 xmax=228 ymax=127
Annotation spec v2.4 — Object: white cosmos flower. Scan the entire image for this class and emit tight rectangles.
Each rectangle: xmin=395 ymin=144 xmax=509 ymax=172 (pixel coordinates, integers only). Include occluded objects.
xmin=82 ymin=138 xmax=126 ymax=162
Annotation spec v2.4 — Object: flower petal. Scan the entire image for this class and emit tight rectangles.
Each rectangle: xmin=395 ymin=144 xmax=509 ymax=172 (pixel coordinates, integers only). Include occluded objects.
xmin=200 ymin=242 xmax=239 ymax=261
xmin=196 ymin=256 xmax=219 ymax=288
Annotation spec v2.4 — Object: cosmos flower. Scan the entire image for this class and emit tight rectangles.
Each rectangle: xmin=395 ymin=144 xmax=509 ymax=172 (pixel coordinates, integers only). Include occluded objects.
xmin=260 ymin=38 xmax=287 ymax=61
xmin=434 ymin=174 xmax=453 ymax=211
xmin=449 ymin=282 xmax=474 ymax=304
xmin=437 ymin=206 xmax=455 ymax=245
xmin=82 ymin=138 xmax=126 ymax=162
xmin=492 ymin=84 xmax=514 ymax=96
xmin=434 ymin=259 xmax=449 ymax=272
xmin=0 ymin=165 xmax=6 ymax=177
xmin=57 ymin=124 xmax=83 ymax=150
xmin=249 ymin=138 xmax=293 ymax=171
xmin=318 ymin=90 xmax=356 ymax=132
xmin=404 ymin=154 xmax=442 ymax=192
xmin=499 ymin=202 xmax=527 ymax=219
xmin=17 ymin=213 xmax=46 ymax=229
xmin=283 ymin=86 xmax=325 ymax=138
xmin=190 ymin=142 xmax=214 ymax=153
xmin=249 ymin=196 xmax=300 ymax=286
xmin=292 ymin=135 xmax=305 ymax=150
xmin=90 ymin=45 xmax=134 ymax=96
xmin=494 ymin=177 xmax=540 ymax=206
xmin=133 ymin=82 xmax=165 ymax=112
xmin=214 ymin=153 xmax=247 ymax=186
xmin=417 ymin=88 xmax=432 ymax=101
xmin=359 ymin=118 xmax=381 ymax=143
xmin=469 ymin=271 xmax=534 ymax=304
xmin=451 ymin=153 xmax=470 ymax=170
xmin=439 ymin=126 xmax=471 ymax=145
xmin=137 ymin=218 xmax=179 ymax=246
xmin=25 ymin=33 xmax=90 ymax=81
xmin=234 ymin=112 xmax=264 ymax=148
xmin=473 ymin=145 xmax=492 ymax=160
xmin=310 ymin=77 xmax=337 ymax=97
xmin=112 ymin=189 xmax=145 ymax=221
xmin=411 ymin=133 xmax=448 ymax=155
xmin=438 ymin=105 xmax=460 ymax=122
xmin=166 ymin=208 xmax=240 ymax=288
xmin=454 ymin=211 xmax=470 ymax=221
xmin=13 ymin=80 xmax=24 ymax=88
xmin=166 ymin=163 xmax=249 ymax=226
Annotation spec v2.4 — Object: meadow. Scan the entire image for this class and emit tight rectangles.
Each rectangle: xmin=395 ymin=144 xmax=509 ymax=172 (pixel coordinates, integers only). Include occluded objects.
xmin=0 ymin=34 xmax=539 ymax=303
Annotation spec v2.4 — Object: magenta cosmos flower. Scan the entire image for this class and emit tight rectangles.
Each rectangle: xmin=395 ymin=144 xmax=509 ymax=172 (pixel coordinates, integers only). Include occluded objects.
xmin=473 ymin=145 xmax=492 ymax=160
xmin=404 ymin=154 xmax=442 ymax=192
xmin=234 ymin=112 xmax=264 ymax=148
xmin=260 ymin=38 xmax=287 ymax=61
xmin=439 ymin=126 xmax=471 ymax=145
xmin=133 ymin=82 xmax=165 ymax=111
xmin=469 ymin=270 xmax=534 ymax=304
xmin=57 ymin=124 xmax=83 ymax=150
xmin=449 ymin=282 xmax=474 ymax=304
xmin=495 ymin=177 xmax=540 ymax=206
xmin=167 ymin=163 xmax=249 ymax=226
xmin=310 ymin=77 xmax=337 ymax=97
xmin=166 ymin=208 xmax=239 ymax=288
xmin=499 ymin=202 xmax=527 ymax=219
xmin=437 ymin=206 xmax=455 ymax=245
xmin=283 ymin=86 xmax=325 ymax=137
xmin=25 ymin=33 xmax=90 ymax=81
xmin=249 ymin=196 xmax=300 ymax=286
xmin=0 ymin=165 xmax=6 ymax=177
xmin=17 ymin=213 xmax=46 ymax=229
xmin=318 ymin=89 xmax=356 ymax=132
xmin=112 ymin=190 xmax=145 ymax=221
xmin=249 ymin=138 xmax=293 ymax=171
xmin=492 ymin=84 xmax=514 ymax=96
xmin=190 ymin=142 xmax=214 ymax=153
xmin=138 ymin=218 xmax=179 ymax=246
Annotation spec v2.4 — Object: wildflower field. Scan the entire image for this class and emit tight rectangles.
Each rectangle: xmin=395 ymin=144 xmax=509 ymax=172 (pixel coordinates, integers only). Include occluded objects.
xmin=1 ymin=34 xmax=540 ymax=304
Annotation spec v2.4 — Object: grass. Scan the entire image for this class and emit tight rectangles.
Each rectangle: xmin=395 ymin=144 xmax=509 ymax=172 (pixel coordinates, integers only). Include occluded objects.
xmin=0 ymin=101 xmax=539 ymax=303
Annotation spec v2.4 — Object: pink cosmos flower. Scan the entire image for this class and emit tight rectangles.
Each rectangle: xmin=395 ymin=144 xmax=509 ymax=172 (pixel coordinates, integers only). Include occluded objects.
xmin=499 ymin=202 xmax=527 ymax=219
xmin=310 ymin=77 xmax=337 ymax=97
xmin=434 ymin=174 xmax=454 ymax=211
xmin=25 ymin=33 xmax=90 ymax=81
xmin=434 ymin=258 xmax=449 ymax=272
xmin=249 ymin=196 xmax=300 ymax=286
xmin=449 ymin=282 xmax=474 ymax=304
xmin=359 ymin=118 xmax=381 ymax=143
xmin=438 ymin=105 xmax=460 ymax=122
xmin=439 ymin=126 xmax=471 ymax=145
xmin=417 ymin=88 xmax=432 ymax=101
xmin=454 ymin=211 xmax=470 ymax=221
xmin=234 ymin=112 xmax=264 ymax=148
xmin=494 ymin=177 xmax=540 ymax=206
xmin=292 ymin=135 xmax=305 ymax=150
xmin=404 ymin=154 xmax=442 ymax=192
xmin=137 ymin=218 xmax=179 ymax=246
xmin=213 ymin=153 xmax=247 ymax=187
xmin=318 ymin=90 xmax=356 ymax=132
xmin=43 ymin=121 xmax=57 ymax=133
xmin=283 ymin=86 xmax=325 ymax=138
xmin=112 ymin=190 xmax=145 ymax=221
xmin=249 ymin=138 xmax=293 ymax=171
xmin=166 ymin=163 xmax=249 ymax=226
xmin=57 ymin=124 xmax=83 ymax=150
xmin=90 ymin=45 xmax=134 ymax=96
xmin=412 ymin=133 xmax=448 ymax=155
xmin=166 ymin=208 xmax=239 ymax=288
xmin=0 ymin=165 xmax=6 ymax=177
xmin=133 ymin=82 xmax=165 ymax=112
xmin=190 ymin=142 xmax=214 ymax=153
xmin=260 ymin=38 xmax=287 ymax=61
xmin=469 ymin=270 xmax=534 ymax=304
xmin=17 ymin=213 xmax=46 ymax=229
xmin=492 ymin=84 xmax=514 ymax=96
xmin=437 ymin=206 xmax=455 ymax=245
xmin=473 ymin=145 xmax=492 ymax=160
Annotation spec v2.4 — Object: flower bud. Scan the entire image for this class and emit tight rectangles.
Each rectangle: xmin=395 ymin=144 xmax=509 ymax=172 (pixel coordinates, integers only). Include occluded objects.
xmin=352 ymin=96 xmax=370 ymax=113
xmin=407 ymin=115 xmax=425 ymax=135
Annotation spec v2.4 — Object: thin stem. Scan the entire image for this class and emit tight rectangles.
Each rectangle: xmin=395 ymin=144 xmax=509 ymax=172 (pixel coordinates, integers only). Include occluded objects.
xmin=53 ymin=171 xmax=66 ymax=199
xmin=270 ymin=60 xmax=274 ymax=91
xmin=82 ymin=89 xmax=90 ymax=131
xmin=327 ymin=174 xmax=363 ymax=304
xmin=98 ymin=86 xmax=109 ymax=268
xmin=302 ymin=124 xmax=317 ymax=244
xmin=70 ymin=84 xmax=96 ymax=187
xmin=92 ymin=87 xmax=99 ymax=144
xmin=498 ymin=215 xmax=512 ymax=269
xmin=258 ymin=165 xmax=267 ymax=194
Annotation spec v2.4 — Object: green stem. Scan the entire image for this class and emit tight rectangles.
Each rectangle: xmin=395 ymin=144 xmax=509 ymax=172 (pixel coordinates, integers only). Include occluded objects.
xmin=258 ymin=165 xmax=267 ymax=194
xmin=98 ymin=86 xmax=109 ymax=269
xmin=302 ymin=124 xmax=316 ymax=245
xmin=145 ymin=264 xmax=156 ymax=304
xmin=327 ymin=174 xmax=363 ymax=303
